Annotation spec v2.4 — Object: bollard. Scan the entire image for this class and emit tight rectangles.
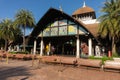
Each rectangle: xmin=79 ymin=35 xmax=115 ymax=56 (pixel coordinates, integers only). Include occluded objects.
xmin=108 ymin=51 xmax=112 ymax=57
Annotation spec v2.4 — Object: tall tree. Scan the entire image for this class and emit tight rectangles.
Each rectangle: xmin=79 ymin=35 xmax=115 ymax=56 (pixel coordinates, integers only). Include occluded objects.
xmin=14 ymin=9 xmax=35 ymax=51
xmin=0 ymin=19 xmax=21 ymax=51
xmin=98 ymin=0 xmax=120 ymax=56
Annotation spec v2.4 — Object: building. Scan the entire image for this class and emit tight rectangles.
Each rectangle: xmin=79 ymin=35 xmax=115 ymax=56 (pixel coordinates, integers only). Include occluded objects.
xmin=28 ymin=2 xmax=101 ymax=58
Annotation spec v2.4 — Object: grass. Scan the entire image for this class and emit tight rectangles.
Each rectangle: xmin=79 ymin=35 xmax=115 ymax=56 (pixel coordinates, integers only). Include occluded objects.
xmin=89 ymin=56 xmax=113 ymax=64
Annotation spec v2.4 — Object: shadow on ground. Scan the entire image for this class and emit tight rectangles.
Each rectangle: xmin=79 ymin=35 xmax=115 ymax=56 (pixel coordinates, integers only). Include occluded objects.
xmin=0 ymin=66 xmax=31 ymax=80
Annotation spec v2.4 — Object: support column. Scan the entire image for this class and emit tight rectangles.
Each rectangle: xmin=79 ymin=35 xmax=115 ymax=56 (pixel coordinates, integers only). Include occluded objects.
xmin=62 ymin=44 xmax=64 ymax=55
xmin=16 ymin=45 xmax=20 ymax=52
xmin=33 ymin=40 xmax=37 ymax=55
xmin=76 ymin=36 xmax=80 ymax=58
xmin=95 ymin=45 xmax=100 ymax=56
xmin=47 ymin=42 xmax=51 ymax=56
xmin=88 ymin=38 xmax=92 ymax=56
xmin=40 ymin=39 xmax=44 ymax=56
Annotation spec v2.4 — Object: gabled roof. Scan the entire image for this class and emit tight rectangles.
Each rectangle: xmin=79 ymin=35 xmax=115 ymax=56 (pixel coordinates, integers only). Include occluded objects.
xmin=29 ymin=8 xmax=98 ymax=42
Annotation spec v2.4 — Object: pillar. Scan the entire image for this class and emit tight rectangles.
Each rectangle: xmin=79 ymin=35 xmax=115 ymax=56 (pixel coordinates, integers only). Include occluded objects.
xmin=8 ymin=46 xmax=11 ymax=52
xmin=40 ymin=39 xmax=44 ymax=56
xmin=88 ymin=38 xmax=92 ymax=56
xmin=16 ymin=45 xmax=20 ymax=52
xmin=47 ymin=42 xmax=51 ymax=56
xmin=33 ymin=40 xmax=37 ymax=55
xmin=76 ymin=35 xmax=80 ymax=58
xmin=95 ymin=45 xmax=100 ymax=56
xmin=62 ymin=44 xmax=64 ymax=55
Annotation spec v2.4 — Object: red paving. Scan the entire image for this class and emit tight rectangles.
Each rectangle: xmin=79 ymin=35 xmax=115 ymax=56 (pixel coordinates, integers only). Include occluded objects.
xmin=0 ymin=59 xmax=120 ymax=80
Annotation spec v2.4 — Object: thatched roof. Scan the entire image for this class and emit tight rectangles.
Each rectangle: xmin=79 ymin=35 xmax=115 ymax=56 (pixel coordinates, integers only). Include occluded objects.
xmin=85 ymin=23 xmax=99 ymax=37
xmin=73 ymin=6 xmax=95 ymax=15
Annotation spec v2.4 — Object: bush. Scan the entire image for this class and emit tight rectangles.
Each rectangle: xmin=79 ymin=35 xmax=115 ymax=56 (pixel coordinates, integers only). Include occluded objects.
xmin=9 ymin=51 xmax=17 ymax=54
xmin=9 ymin=51 xmax=29 ymax=54
xmin=112 ymin=53 xmax=120 ymax=58
xmin=89 ymin=56 xmax=113 ymax=64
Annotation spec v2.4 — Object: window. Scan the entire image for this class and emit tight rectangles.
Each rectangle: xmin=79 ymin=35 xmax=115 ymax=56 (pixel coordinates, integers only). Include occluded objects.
xmin=68 ymin=25 xmax=77 ymax=35
xmin=51 ymin=27 xmax=58 ymax=36
xmin=59 ymin=25 xmax=67 ymax=35
xmin=43 ymin=27 xmax=50 ymax=36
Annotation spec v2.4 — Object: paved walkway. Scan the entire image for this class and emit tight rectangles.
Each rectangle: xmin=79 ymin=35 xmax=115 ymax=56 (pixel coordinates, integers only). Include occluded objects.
xmin=0 ymin=59 xmax=120 ymax=80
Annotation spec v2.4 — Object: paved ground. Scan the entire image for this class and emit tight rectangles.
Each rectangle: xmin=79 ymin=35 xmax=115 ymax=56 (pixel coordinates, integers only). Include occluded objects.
xmin=0 ymin=59 xmax=120 ymax=80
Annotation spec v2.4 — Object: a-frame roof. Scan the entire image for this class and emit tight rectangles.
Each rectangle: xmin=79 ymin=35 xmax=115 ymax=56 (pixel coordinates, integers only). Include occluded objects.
xmin=29 ymin=8 xmax=98 ymax=42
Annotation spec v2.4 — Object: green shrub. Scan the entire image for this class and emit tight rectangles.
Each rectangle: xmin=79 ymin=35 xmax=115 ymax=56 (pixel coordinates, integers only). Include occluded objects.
xmin=9 ymin=51 xmax=29 ymax=54
xmin=89 ymin=56 xmax=113 ymax=64
xmin=112 ymin=53 xmax=120 ymax=58
xmin=9 ymin=51 xmax=17 ymax=54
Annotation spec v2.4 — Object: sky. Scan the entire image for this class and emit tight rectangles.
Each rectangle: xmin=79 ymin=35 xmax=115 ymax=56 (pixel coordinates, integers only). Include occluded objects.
xmin=0 ymin=0 xmax=106 ymax=35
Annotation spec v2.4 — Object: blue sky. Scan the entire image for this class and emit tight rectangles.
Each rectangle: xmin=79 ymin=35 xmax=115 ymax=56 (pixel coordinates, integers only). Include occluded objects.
xmin=0 ymin=0 xmax=106 ymax=35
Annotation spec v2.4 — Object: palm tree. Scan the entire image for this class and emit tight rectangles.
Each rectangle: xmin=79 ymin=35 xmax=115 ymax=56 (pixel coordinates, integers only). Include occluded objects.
xmin=0 ymin=19 xmax=21 ymax=51
xmin=14 ymin=9 xmax=35 ymax=52
xmin=98 ymin=0 xmax=120 ymax=56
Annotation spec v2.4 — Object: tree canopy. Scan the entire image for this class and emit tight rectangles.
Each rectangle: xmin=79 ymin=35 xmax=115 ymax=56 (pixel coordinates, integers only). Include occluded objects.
xmin=14 ymin=9 xmax=35 ymax=51
xmin=0 ymin=19 xmax=22 ymax=51
xmin=98 ymin=0 xmax=120 ymax=55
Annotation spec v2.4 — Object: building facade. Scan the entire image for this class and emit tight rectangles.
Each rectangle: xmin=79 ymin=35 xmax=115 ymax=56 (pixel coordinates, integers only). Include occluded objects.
xmin=29 ymin=3 xmax=101 ymax=58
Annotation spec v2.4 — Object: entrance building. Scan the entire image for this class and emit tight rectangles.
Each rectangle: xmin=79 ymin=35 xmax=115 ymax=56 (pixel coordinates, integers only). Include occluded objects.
xmin=29 ymin=3 xmax=100 ymax=58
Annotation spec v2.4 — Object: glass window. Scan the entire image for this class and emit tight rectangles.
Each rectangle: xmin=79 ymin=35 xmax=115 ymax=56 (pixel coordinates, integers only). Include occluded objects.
xmin=68 ymin=25 xmax=77 ymax=35
xmin=59 ymin=25 xmax=67 ymax=35
xmin=43 ymin=28 xmax=50 ymax=36
xmin=68 ymin=20 xmax=75 ymax=25
xmin=51 ymin=21 xmax=58 ymax=27
xmin=59 ymin=19 xmax=67 ymax=26
xmin=38 ymin=32 xmax=42 ymax=37
xmin=46 ymin=23 xmax=51 ymax=28
xmin=79 ymin=26 xmax=87 ymax=34
xmin=51 ymin=27 xmax=58 ymax=36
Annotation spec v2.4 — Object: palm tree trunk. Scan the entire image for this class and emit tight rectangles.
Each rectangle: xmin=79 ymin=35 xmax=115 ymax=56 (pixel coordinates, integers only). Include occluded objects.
xmin=112 ymin=36 xmax=117 ymax=56
xmin=23 ymin=27 xmax=26 ymax=52
xmin=4 ymin=39 xmax=8 ymax=51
